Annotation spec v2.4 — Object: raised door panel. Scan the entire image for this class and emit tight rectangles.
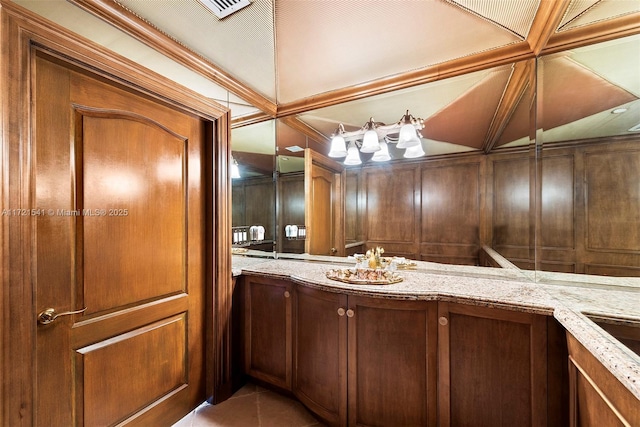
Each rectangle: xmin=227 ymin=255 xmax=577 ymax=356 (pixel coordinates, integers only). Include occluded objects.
xmin=421 ymin=162 xmax=481 ymax=245
xmin=244 ymin=276 xmax=292 ymax=390
xmin=438 ymin=303 xmax=547 ymax=427
xmin=294 ymin=286 xmax=348 ymax=426
xmin=585 ymin=149 xmax=640 ymax=252
xmin=347 ymin=297 xmax=437 ymax=427
xmin=365 ymin=167 xmax=418 ymax=245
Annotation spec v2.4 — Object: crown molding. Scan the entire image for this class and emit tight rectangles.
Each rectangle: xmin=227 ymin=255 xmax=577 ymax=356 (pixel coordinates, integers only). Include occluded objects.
xmin=69 ymin=0 xmax=277 ymax=117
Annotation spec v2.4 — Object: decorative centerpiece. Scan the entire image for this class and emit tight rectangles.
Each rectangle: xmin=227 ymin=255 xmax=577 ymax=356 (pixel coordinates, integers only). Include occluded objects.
xmin=325 ymin=246 xmax=403 ymax=285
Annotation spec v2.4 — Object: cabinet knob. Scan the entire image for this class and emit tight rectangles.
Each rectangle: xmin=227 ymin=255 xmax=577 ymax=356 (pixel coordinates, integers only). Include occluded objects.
xmin=346 ymin=309 xmax=355 ymax=318
xmin=284 ymin=291 xmax=290 ymax=298
xmin=439 ymin=316 xmax=448 ymax=326
xmin=337 ymin=307 xmax=346 ymax=316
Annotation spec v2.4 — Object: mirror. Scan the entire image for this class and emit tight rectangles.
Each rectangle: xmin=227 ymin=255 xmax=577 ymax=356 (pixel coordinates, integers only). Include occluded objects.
xmin=231 ymin=120 xmax=277 ymax=255
xmin=284 ymin=59 xmax=535 ymax=267
xmin=238 ymin=35 xmax=639 ymax=284
xmin=536 ymin=33 xmax=640 ymax=280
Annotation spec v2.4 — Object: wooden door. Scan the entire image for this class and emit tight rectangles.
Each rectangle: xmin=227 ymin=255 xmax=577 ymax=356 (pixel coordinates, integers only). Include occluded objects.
xmin=347 ymin=296 xmax=437 ymax=426
xmin=243 ymin=276 xmax=292 ymax=390
xmin=34 ymin=55 xmax=206 ymax=426
xmin=304 ymin=149 xmax=345 ymax=256
xmin=293 ymin=286 xmax=348 ymax=426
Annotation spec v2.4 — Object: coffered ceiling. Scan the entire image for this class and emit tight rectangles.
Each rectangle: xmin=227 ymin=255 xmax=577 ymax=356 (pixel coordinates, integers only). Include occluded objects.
xmin=11 ymin=0 xmax=640 ymax=159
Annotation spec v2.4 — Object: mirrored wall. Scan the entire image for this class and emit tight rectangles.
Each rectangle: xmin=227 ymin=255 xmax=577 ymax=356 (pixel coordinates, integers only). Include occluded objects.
xmin=232 ymin=33 xmax=640 ymax=282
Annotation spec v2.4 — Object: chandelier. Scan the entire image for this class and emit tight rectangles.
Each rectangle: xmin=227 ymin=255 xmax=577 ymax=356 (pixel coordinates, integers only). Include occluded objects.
xmin=328 ymin=110 xmax=425 ymax=165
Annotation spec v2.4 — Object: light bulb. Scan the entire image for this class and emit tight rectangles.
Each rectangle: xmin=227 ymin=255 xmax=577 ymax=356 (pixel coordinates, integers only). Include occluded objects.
xmin=397 ymin=123 xmax=421 ymax=148
xmin=344 ymin=143 xmax=362 ymax=165
xmin=371 ymin=141 xmax=391 ymax=162
xmin=328 ymin=135 xmax=347 ymax=157
xmin=403 ymin=142 xmax=425 ymax=158
xmin=360 ymin=129 xmax=381 ymax=153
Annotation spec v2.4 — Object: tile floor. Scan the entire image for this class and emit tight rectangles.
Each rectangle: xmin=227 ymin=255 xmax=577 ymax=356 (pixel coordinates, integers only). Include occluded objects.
xmin=172 ymin=383 xmax=326 ymax=427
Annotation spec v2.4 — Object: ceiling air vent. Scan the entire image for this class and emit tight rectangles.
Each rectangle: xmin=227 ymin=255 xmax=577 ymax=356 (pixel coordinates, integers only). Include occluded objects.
xmin=200 ymin=0 xmax=251 ymax=19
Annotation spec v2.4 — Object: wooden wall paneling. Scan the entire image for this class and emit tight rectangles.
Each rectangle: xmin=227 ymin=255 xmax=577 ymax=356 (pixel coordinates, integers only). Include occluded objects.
xmin=345 ymin=170 xmax=360 ymax=244
xmin=540 ymin=153 xmax=576 ymax=271
xmin=420 ymin=160 xmax=482 ymax=265
xmin=584 ymin=148 xmax=640 ymax=252
xmin=364 ymin=164 xmax=420 ymax=258
xmin=231 ymin=182 xmax=246 ymax=227
xmin=491 ymin=155 xmax=533 ymax=267
xmin=244 ymin=177 xmax=276 ymax=242
xmin=278 ymin=172 xmax=305 ymax=254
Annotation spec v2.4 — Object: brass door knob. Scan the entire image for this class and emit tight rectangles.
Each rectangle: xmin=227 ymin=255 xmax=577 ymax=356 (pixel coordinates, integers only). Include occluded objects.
xmin=346 ymin=309 xmax=355 ymax=318
xmin=337 ymin=307 xmax=346 ymax=316
xmin=37 ymin=307 xmax=87 ymax=325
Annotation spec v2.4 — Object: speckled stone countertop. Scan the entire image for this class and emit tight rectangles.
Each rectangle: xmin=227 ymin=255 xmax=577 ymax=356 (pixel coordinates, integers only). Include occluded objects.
xmin=232 ymin=254 xmax=640 ymax=401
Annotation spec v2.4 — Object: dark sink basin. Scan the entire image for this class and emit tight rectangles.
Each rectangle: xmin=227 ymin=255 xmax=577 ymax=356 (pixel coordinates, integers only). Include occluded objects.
xmin=586 ymin=315 xmax=640 ymax=358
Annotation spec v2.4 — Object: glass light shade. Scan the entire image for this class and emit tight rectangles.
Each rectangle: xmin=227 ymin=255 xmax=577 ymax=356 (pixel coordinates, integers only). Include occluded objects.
xmin=403 ymin=142 xmax=425 ymax=158
xmin=371 ymin=141 xmax=391 ymax=162
xmin=360 ymin=129 xmax=381 ymax=153
xmin=396 ymin=123 xmax=421 ymax=149
xmin=328 ymin=135 xmax=347 ymax=157
xmin=230 ymin=160 xmax=241 ymax=179
xmin=344 ymin=144 xmax=362 ymax=165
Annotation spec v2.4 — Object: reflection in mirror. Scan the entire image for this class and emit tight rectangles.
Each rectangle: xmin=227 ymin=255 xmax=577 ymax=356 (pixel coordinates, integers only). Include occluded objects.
xmin=275 ymin=119 xmax=326 ymax=254
xmin=231 ymin=120 xmax=276 ymax=255
xmin=289 ymin=60 xmax=535 ymax=268
xmin=537 ymin=34 xmax=640 ymax=279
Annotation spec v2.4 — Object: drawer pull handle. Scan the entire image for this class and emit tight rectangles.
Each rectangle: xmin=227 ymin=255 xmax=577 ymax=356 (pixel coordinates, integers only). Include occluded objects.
xmin=337 ymin=308 xmax=346 ymax=316
xmin=284 ymin=291 xmax=290 ymax=298
xmin=439 ymin=316 xmax=448 ymax=326
xmin=346 ymin=309 xmax=355 ymax=318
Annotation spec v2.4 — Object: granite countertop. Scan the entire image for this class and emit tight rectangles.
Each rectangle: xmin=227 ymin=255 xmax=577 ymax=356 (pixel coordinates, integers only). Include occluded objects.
xmin=231 ymin=254 xmax=640 ymax=401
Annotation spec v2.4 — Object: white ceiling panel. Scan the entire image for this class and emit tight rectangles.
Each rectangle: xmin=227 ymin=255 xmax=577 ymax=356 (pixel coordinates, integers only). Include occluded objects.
xmin=116 ymin=0 xmax=277 ymax=101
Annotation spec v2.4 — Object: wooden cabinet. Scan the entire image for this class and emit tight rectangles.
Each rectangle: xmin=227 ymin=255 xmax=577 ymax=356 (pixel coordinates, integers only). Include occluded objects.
xmin=294 ymin=287 xmax=437 ymax=426
xmin=437 ymin=302 xmax=550 ymax=427
xmin=567 ymin=332 xmax=640 ymax=426
xmin=243 ymin=277 xmax=569 ymax=426
xmin=347 ymin=296 xmax=438 ymax=427
xmin=294 ymin=286 xmax=348 ymax=425
xmin=243 ymin=275 xmax=293 ymax=391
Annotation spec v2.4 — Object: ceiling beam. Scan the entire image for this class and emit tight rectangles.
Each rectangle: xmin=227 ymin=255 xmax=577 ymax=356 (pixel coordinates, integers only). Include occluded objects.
xmin=482 ymin=60 xmax=535 ymax=153
xmin=526 ymin=0 xmax=571 ymax=56
xmin=70 ymin=0 xmax=277 ymax=117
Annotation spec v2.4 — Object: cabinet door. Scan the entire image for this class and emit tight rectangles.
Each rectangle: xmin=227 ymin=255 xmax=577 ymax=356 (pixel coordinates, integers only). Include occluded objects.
xmin=567 ymin=332 xmax=639 ymax=426
xmin=438 ymin=302 xmax=547 ymax=427
xmin=244 ymin=276 xmax=292 ymax=390
xmin=347 ymin=296 xmax=437 ymax=427
xmin=294 ymin=285 xmax=348 ymax=426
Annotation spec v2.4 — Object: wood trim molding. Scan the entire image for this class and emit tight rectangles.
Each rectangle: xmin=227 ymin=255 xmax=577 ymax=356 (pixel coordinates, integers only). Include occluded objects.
xmin=526 ymin=0 xmax=571 ymax=56
xmin=278 ymin=116 xmax=330 ymax=145
xmin=277 ymin=42 xmax=535 ymax=117
xmin=69 ymin=0 xmax=277 ymax=117
xmin=543 ymin=12 xmax=640 ymax=55
xmin=482 ymin=59 xmax=534 ymax=153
